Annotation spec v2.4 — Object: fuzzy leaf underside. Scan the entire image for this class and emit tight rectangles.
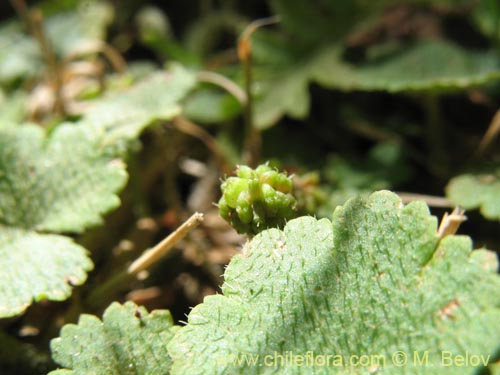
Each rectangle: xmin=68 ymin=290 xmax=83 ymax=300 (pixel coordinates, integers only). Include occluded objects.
xmin=0 ymin=124 xmax=125 ymax=317
xmin=168 ymin=191 xmax=500 ymax=374
xmin=0 ymin=64 xmax=196 ymax=317
xmin=50 ymin=302 xmax=177 ymax=375
xmin=446 ymin=171 xmax=500 ymax=220
xmin=0 ymin=124 xmax=127 ymax=232
xmin=0 ymin=227 xmax=92 ymax=318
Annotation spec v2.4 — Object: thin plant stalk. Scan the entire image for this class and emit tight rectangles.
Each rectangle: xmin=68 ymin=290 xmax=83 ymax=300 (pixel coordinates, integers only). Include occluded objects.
xmin=10 ymin=0 xmax=65 ymax=116
xmin=238 ymin=16 xmax=280 ymax=167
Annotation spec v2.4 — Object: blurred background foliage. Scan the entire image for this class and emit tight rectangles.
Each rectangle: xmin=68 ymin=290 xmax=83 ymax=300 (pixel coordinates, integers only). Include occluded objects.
xmin=1 ymin=0 xmax=500 ymax=373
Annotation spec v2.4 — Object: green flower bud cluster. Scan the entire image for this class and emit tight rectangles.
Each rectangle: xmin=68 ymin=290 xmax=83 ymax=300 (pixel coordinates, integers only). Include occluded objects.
xmin=218 ymin=164 xmax=298 ymax=235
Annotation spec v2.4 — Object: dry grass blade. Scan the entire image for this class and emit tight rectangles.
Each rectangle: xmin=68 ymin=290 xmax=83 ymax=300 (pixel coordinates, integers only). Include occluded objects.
xmin=476 ymin=109 xmax=500 ymax=157
xmin=438 ymin=206 xmax=466 ymax=239
xmin=128 ymin=212 xmax=204 ymax=275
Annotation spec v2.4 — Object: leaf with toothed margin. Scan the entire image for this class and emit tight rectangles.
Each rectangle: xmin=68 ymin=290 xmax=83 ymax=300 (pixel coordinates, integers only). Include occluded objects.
xmin=254 ymin=40 xmax=500 ymax=129
xmin=446 ymin=170 xmax=500 ymax=221
xmin=0 ymin=123 xmax=126 ymax=317
xmin=50 ymin=302 xmax=178 ymax=375
xmin=168 ymin=190 xmax=500 ymax=374
xmin=0 ymin=63 xmax=196 ymax=317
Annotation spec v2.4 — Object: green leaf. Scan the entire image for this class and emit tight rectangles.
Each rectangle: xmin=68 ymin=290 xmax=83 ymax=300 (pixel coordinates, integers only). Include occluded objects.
xmin=0 ymin=22 xmax=42 ymax=85
xmin=319 ymin=142 xmax=411 ymax=214
xmin=269 ymin=0 xmax=392 ymax=45
xmin=0 ymin=63 xmax=195 ymax=317
xmin=81 ymin=64 xmax=197 ymax=154
xmin=0 ymin=3 xmax=112 ymax=85
xmin=473 ymin=0 xmax=500 ymax=44
xmin=325 ymin=142 xmax=409 ymax=190
xmin=0 ymin=124 xmax=127 ymax=317
xmin=0 ymin=125 xmax=127 ymax=232
xmin=183 ymin=88 xmax=242 ymax=124
xmin=446 ymin=171 xmax=500 ymax=220
xmin=50 ymin=302 xmax=178 ymax=375
xmin=253 ymin=63 xmax=311 ymax=129
xmin=0 ymin=227 xmax=92 ymax=317
xmin=253 ymin=0 xmax=500 ymax=129
xmin=0 ymin=89 xmax=27 ymax=127
xmin=168 ymin=191 xmax=500 ymax=374
xmin=312 ymin=41 xmax=500 ymax=93
xmin=270 ymin=0 xmax=480 ymax=46
xmin=44 ymin=2 xmax=114 ymax=57
xmin=254 ymin=40 xmax=500 ymax=128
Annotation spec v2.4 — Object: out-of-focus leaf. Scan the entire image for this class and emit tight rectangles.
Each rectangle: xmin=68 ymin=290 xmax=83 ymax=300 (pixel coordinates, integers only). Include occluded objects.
xmin=50 ymin=302 xmax=178 ymax=375
xmin=81 ymin=64 xmax=197 ymax=154
xmin=325 ymin=142 xmax=409 ymax=189
xmin=183 ymin=88 xmax=242 ymax=124
xmin=251 ymin=0 xmax=500 ymax=129
xmin=136 ymin=4 xmax=199 ymax=66
xmin=271 ymin=0 xmax=477 ymax=45
xmin=136 ymin=5 xmax=171 ymax=41
xmin=184 ymin=10 xmax=246 ymax=58
xmin=168 ymin=191 xmax=500 ymax=374
xmin=45 ymin=2 xmax=114 ymax=56
xmin=254 ymin=40 xmax=500 ymax=129
xmin=0 ymin=89 xmax=27 ymax=127
xmin=269 ymin=0 xmax=395 ymax=45
xmin=318 ymin=142 xmax=410 ymax=214
xmin=0 ymin=124 xmax=127 ymax=317
xmin=0 ymin=22 xmax=42 ymax=85
xmin=254 ymin=63 xmax=311 ymax=129
xmin=0 ymin=2 xmax=112 ymax=85
xmin=312 ymin=41 xmax=500 ymax=93
xmin=473 ymin=0 xmax=500 ymax=44
xmin=446 ymin=170 xmax=500 ymax=220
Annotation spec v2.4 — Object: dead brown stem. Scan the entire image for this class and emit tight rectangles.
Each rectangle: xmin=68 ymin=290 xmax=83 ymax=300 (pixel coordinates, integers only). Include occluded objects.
xmin=10 ymin=0 xmax=65 ymax=116
xmin=475 ymin=109 xmax=500 ymax=158
xmin=238 ymin=16 xmax=280 ymax=167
